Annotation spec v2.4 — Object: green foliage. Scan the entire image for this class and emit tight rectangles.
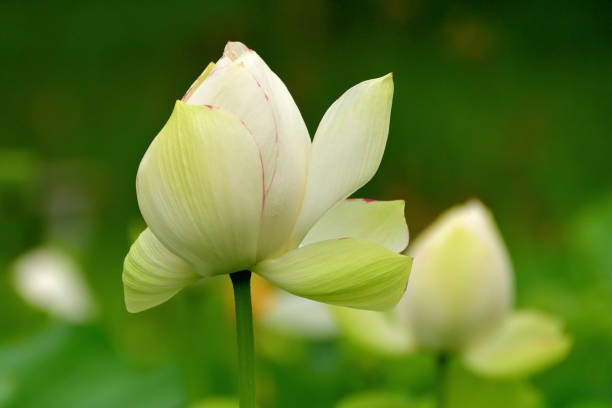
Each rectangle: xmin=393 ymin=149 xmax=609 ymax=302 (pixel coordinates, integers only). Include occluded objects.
xmin=335 ymin=391 xmax=421 ymax=408
xmin=446 ymin=363 xmax=542 ymax=408
xmin=0 ymin=325 xmax=186 ymax=408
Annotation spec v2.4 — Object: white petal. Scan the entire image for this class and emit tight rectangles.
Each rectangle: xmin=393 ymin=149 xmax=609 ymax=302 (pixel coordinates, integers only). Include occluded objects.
xmin=136 ymin=102 xmax=263 ymax=275
xmin=301 ymin=198 xmax=408 ymax=253
xmin=181 ymin=62 xmax=215 ymax=103
xmin=185 ymin=42 xmax=311 ymax=260
xmin=123 ymin=229 xmax=201 ymax=313
xmin=184 ymin=61 xmax=280 ymax=194
xmin=290 ymin=74 xmax=394 ymax=246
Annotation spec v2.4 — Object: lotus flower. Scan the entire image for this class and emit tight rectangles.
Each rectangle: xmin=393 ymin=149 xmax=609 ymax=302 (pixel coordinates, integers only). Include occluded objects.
xmin=12 ymin=247 xmax=96 ymax=323
xmin=123 ymin=42 xmax=411 ymax=313
xmin=335 ymin=201 xmax=571 ymax=379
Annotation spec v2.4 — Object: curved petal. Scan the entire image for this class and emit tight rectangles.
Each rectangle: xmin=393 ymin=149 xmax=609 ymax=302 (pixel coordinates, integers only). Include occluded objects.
xmin=253 ymin=238 xmax=411 ymax=311
xmin=184 ymin=61 xmax=280 ymax=193
xmin=136 ymin=101 xmax=263 ymax=275
xmin=301 ymin=199 xmax=408 ymax=253
xmin=123 ymin=229 xmax=201 ymax=313
xmin=289 ymin=74 xmax=394 ymax=247
xmin=185 ymin=42 xmax=311 ymax=260
xmin=332 ymin=306 xmax=414 ymax=355
xmin=462 ymin=310 xmax=571 ymax=379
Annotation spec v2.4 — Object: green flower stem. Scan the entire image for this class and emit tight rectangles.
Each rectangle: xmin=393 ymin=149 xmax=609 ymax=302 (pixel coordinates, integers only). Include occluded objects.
xmin=436 ymin=353 xmax=450 ymax=408
xmin=230 ymin=270 xmax=256 ymax=408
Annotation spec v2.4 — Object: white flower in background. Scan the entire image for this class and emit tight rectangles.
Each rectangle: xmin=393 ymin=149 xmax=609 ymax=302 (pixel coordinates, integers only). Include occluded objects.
xmin=124 ymin=42 xmax=411 ymax=313
xmin=12 ymin=247 xmax=96 ymax=323
xmin=335 ymin=200 xmax=571 ymax=379
xmin=262 ymin=291 xmax=337 ymax=340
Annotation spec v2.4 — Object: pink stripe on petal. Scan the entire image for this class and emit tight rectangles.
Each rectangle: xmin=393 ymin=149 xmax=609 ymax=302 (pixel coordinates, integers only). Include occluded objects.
xmin=345 ymin=198 xmax=377 ymax=203
xmin=239 ymin=119 xmax=266 ymax=213
xmin=242 ymin=67 xmax=280 ymax=193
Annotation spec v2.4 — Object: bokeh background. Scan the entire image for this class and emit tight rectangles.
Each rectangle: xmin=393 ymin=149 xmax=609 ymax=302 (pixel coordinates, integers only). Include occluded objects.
xmin=1 ymin=0 xmax=611 ymax=407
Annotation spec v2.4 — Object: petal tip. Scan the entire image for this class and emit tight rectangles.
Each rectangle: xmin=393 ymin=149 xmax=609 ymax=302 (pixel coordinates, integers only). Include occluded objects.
xmin=381 ymin=72 xmax=394 ymax=83
xmin=372 ymin=72 xmax=394 ymax=95
xmin=125 ymin=302 xmax=140 ymax=314
xmin=224 ymin=41 xmax=250 ymax=61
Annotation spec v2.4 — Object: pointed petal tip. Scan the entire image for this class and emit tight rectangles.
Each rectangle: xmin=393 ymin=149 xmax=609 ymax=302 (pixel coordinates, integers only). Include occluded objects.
xmin=224 ymin=41 xmax=250 ymax=61
xmin=465 ymin=197 xmax=486 ymax=210
xmin=381 ymin=72 xmax=394 ymax=82
xmin=181 ymin=61 xmax=216 ymax=103
xmin=372 ymin=72 xmax=394 ymax=93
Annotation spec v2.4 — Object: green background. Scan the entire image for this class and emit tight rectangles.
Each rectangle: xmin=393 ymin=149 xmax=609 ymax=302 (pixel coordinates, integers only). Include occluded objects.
xmin=1 ymin=0 xmax=611 ymax=407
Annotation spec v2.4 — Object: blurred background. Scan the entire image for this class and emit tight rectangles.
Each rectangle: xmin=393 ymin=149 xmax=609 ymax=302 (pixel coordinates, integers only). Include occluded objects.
xmin=0 ymin=0 xmax=610 ymax=407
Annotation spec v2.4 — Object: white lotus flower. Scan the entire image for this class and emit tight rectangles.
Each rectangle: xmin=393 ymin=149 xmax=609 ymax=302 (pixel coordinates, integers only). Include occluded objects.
xmin=12 ymin=247 xmax=96 ymax=323
xmin=334 ymin=201 xmax=570 ymax=379
xmin=123 ymin=42 xmax=411 ymax=313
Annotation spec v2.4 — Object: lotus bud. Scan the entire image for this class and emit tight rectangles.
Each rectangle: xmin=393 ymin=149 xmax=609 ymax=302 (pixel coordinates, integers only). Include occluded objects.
xmin=398 ymin=200 xmax=513 ymax=350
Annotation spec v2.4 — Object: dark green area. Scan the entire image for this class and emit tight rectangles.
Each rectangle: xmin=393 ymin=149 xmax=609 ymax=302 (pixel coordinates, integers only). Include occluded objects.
xmin=1 ymin=0 xmax=611 ymax=407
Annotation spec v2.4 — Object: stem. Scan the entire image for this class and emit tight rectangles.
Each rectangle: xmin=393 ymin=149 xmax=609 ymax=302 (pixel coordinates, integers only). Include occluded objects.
xmin=230 ymin=270 xmax=256 ymax=408
xmin=436 ymin=353 xmax=449 ymax=408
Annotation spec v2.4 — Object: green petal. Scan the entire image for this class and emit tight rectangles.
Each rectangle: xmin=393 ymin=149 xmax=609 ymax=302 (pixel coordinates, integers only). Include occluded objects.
xmin=301 ymin=199 xmax=408 ymax=253
xmin=136 ymin=102 xmax=263 ymax=275
xmin=123 ymin=229 xmax=201 ymax=313
xmin=462 ymin=310 xmax=572 ymax=379
xmin=253 ymin=238 xmax=411 ymax=311
xmin=332 ymin=306 xmax=414 ymax=355
xmin=289 ymin=74 xmax=394 ymax=247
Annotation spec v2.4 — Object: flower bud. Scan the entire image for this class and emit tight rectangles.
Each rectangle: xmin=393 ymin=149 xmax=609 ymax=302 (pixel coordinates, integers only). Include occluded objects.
xmin=398 ymin=200 xmax=513 ymax=351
